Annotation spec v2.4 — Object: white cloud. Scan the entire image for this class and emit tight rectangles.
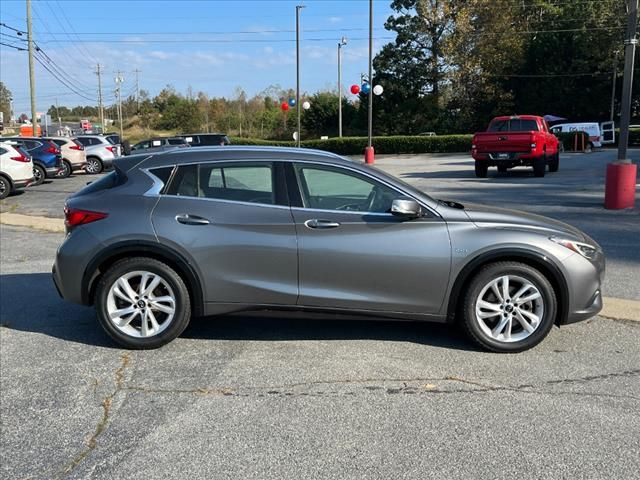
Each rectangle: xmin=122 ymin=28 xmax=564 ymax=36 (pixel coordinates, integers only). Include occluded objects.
xmin=329 ymin=16 xmax=343 ymax=24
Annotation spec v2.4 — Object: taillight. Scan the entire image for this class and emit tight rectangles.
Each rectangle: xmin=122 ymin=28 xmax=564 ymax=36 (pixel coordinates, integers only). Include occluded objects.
xmin=64 ymin=207 xmax=108 ymax=228
xmin=46 ymin=142 xmax=60 ymax=154
xmin=105 ymin=146 xmax=115 ymax=153
xmin=70 ymin=144 xmax=83 ymax=151
xmin=10 ymin=154 xmax=30 ymax=162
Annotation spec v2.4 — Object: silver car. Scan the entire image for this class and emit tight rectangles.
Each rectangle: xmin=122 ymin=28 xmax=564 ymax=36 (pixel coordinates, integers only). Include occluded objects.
xmin=52 ymin=147 xmax=605 ymax=352
xmin=75 ymin=135 xmax=120 ymax=173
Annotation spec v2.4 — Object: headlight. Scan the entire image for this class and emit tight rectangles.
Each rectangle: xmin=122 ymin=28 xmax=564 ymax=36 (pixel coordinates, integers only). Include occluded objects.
xmin=550 ymin=237 xmax=597 ymax=260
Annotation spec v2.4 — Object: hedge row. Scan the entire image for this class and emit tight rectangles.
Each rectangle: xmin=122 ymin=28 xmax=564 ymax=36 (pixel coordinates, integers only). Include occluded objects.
xmin=229 ymin=135 xmax=473 ymax=155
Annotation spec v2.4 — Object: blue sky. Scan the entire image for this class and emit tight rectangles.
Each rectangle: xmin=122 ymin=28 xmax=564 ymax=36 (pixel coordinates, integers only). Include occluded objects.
xmin=0 ymin=0 xmax=395 ymax=115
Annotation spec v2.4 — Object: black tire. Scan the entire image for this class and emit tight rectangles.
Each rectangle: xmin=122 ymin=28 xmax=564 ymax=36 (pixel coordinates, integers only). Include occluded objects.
xmin=497 ymin=165 xmax=508 ymax=173
xmin=57 ymin=160 xmax=72 ymax=178
xmin=461 ymin=262 xmax=557 ymax=353
xmin=86 ymin=157 xmax=103 ymax=174
xmin=474 ymin=160 xmax=488 ymax=178
xmin=0 ymin=174 xmax=10 ymax=200
xmin=533 ymin=155 xmax=546 ymax=177
xmin=32 ymin=164 xmax=46 ymax=186
xmin=95 ymin=257 xmax=192 ymax=349
xmin=548 ymin=152 xmax=559 ymax=172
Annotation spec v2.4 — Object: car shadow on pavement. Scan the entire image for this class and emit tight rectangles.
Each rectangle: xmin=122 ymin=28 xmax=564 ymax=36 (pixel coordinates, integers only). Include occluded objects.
xmin=184 ymin=314 xmax=480 ymax=351
xmin=0 ymin=273 xmax=480 ymax=351
xmin=0 ymin=273 xmax=116 ymax=348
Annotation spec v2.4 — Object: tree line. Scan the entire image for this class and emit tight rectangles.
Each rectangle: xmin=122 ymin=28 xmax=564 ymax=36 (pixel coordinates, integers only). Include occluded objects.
xmin=5 ymin=0 xmax=636 ymax=139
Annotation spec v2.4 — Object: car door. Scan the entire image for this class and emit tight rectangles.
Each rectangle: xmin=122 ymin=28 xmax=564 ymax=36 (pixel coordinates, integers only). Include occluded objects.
xmin=287 ymin=162 xmax=451 ymax=315
xmin=151 ymin=161 xmax=299 ymax=307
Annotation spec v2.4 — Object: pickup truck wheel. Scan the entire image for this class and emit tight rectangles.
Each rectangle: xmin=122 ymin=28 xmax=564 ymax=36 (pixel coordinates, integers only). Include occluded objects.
xmin=474 ymin=160 xmax=488 ymax=178
xmin=497 ymin=165 xmax=508 ymax=173
xmin=548 ymin=153 xmax=560 ymax=172
xmin=533 ymin=155 xmax=546 ymax=177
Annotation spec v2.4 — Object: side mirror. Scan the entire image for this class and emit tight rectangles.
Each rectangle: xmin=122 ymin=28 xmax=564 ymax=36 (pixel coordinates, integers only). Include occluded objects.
xmin=391 ymin=198 xmax=423 ymax=218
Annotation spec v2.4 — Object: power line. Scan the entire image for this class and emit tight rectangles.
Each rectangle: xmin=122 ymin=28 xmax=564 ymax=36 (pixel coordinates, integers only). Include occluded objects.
xmin=0 ymin=41 xmax=27 ymax=50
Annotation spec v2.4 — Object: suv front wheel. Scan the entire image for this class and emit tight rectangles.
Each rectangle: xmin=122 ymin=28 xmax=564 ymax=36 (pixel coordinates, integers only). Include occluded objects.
xmin=461 ymin=262 xmax=557 ymax=353
xmin=95 ymin=257 xmax=192 ymax=349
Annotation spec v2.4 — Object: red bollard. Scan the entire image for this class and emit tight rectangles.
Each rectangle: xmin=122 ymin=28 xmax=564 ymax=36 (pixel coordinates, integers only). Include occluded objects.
xmin=364 ymin=146 xmax=375 ymax=165
xmin=604 ymin=162 xmax=637 ymax=209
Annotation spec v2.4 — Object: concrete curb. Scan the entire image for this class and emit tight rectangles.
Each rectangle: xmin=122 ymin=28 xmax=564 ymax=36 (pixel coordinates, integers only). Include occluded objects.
xmin=602 ymin=297 xmax=640 ymax=323
xmin=0 ymin=213 xmax=65 ymax=233
xmin=1 ymin=212 xmax=639 ymax=322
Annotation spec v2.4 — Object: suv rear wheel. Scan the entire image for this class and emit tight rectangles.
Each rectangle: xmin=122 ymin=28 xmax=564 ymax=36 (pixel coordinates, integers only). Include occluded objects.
xmin=0 ymin=175 xmax=10 ymax=199
xmin=95 ymin=257 xmax=191 ymax=349
xmin=57 ymin=160 xmax=72 ymax=178
xmin=461 ymin=262 xmax=557 ymax=353
xmin=86 ymin=157 xmax=103 ymax=174
xmin=32 ymin=164 xmax=45 ymax=186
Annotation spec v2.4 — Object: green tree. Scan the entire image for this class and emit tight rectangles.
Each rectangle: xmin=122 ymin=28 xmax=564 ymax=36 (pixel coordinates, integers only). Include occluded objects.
xmin=0 ymin=82 xmax=12 ymax=124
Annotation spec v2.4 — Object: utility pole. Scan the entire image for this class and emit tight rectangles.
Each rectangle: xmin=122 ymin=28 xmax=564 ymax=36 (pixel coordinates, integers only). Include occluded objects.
xmin=55 ymin=98 xmax=61 ymax=130
xmin=604 ymin=0 xmax=638 ymax=210
xmin=610 ymin=51 xmax=619 ymax=122
xmin=26 ymin=0 xmax=38 ymax=136
xmin=115 ymin=71 xmax=124 ymax=139
xmin=95 ymin=64 xmax=105 ymax=132
xmin=364 ymin=0 xmax=374 ymax=164
xmin=295 ymin=5 xmax=304 ymax=147
xmin=133 ymin=68 xmax=141 ymax=113
xmin=338 ymin=37 xmax=347 ymax=137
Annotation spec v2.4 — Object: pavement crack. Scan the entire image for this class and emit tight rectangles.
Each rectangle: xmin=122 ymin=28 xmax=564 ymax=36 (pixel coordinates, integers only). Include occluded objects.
xmin=57 ymin=353 xmax=131 ymax=478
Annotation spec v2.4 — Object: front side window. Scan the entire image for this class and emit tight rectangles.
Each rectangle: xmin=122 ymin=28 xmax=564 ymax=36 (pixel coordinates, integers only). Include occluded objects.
xmin=295 ymin=165 xmax=399 ymax=213
xmin=165 ymin=163 xmax=275 ymax=205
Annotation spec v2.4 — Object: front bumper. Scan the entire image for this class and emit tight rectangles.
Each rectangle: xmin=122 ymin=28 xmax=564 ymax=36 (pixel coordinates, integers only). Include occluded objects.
xmin=560 ymin=249 xmax=605 ymax=325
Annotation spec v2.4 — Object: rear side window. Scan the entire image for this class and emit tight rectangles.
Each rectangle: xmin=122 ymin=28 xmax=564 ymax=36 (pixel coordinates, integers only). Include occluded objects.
xmin=74 ymin=170 xmax=126 ymax=197
xmin=0 ymin=147 xmax=6 ymax=155
xmin=76 ymin=137 xmax=93 ymax=146
xmin=167 ymin=138 xmax=185 ymax=145
xmin=149 ymin=166 xmax=174 ymax=187
xmin=165 ymin=163 xmax=275 ymax=204
xmin=52 ymin=139 xmax=66 ymax=147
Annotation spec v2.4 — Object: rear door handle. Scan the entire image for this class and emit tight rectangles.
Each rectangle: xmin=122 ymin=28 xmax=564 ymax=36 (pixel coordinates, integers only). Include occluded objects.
xmin=175 ymin=214 xmax=210 ymax=226
xmin=304 ymin=219 xmax=341 ymax=229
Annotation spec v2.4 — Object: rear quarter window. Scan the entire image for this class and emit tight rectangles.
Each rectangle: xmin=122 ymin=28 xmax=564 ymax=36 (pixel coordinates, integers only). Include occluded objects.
xmin=73 ymin=170 xmax=126 ymax=197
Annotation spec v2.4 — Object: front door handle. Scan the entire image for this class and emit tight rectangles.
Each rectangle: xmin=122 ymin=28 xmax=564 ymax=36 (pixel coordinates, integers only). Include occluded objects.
xmin=304 ymin=219 xmax=341 ymax=229
xmin=176 ymin=214 xmax=210 ymax=226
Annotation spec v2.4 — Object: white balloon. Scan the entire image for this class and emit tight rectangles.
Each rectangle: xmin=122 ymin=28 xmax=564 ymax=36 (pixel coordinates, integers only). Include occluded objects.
xmin=302 ymin=101 xmax=311 ymax=110
xmin=373 ymin=84 xmax=384 ymax=96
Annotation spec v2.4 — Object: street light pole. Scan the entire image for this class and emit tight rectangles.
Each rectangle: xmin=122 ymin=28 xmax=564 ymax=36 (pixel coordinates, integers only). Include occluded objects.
xmin=338 ymin=37 xmax=347 ymax=137
xmin=364 ymin=0 xmax=374 ymax=164
xmin=295 ymin=5 xmax=304 ymax=148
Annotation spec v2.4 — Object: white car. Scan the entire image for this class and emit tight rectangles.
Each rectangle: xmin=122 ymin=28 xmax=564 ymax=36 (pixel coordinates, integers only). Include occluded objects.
xmin=0 ymin=142 xmax=34 ymax=199
xmin=46 ymin=137 xmax=87 ymax=177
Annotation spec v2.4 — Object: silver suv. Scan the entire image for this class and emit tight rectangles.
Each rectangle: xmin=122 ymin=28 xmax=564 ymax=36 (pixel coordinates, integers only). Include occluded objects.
xmin=75 ymin=135 xmax=121 ymax=173
xmin=53 ymin=147 xmax=605 ymax=352
xmin=131 ymin=137 xmax=190 ymax=154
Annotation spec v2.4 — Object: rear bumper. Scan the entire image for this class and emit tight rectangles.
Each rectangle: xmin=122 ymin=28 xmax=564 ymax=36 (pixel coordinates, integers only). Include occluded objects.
xmin=45 ymin=166 xmax=60 ymax=178
xmin=472 ymin=152 xmax=537 ymax=162
xmin=13 ymin=177 xmax=34 ymax=189
xmin=72 ymin=162 xmax=87 ymax=172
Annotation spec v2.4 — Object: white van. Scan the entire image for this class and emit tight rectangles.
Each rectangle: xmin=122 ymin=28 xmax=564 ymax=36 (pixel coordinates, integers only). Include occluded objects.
xmin=550 ymin=122 xmax=616 ymax=148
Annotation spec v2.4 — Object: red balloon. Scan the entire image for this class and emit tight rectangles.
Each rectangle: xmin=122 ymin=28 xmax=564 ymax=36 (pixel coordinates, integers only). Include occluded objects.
xmin=350 ymin=84 xmax=361 ymax=95
xmin=281 ymin=102 xmax=289 ymax=111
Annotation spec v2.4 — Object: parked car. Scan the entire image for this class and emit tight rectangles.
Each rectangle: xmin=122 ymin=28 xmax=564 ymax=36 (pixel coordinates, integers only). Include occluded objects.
xmin=0 ymin=142 xmax=33 ymax=199
xmin=75 ymin=135 xmax=118 ymax=174
xmin=472 ymin=115 xmax=560 ymax=177
xmin=131 ymin=137 xmax=190 ymax=154
xmin=177 ymin=133 xmax=230 ymax=146
xmin=46 ymin=137 xmax=87 ymax=177
xmin=53 ymin=147 xmax=604 ymax=352
xmin=1 ymin=136 xmax=62 ymax=185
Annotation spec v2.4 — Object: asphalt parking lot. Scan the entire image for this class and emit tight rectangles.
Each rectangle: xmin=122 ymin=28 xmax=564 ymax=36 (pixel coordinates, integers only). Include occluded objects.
xmin=1 ymin=149 xmax=639 ymax=479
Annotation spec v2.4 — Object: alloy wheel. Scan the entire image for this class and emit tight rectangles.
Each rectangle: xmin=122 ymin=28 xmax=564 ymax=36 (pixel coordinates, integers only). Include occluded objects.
xmin=474 ymin=275 xmax=544 ymax=343
xmin=0 ymin=178 xmax=8 ymax=199
xmin=86 ymin=159 xmax=100 ymax=174
xmin=106 ymin=271 xmax=176 ymax=338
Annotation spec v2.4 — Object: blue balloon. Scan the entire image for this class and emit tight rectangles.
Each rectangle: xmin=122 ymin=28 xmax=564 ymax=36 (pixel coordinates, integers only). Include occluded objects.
xmin=361 ymin=83 xmax=371 ymax=94
xmin=288 ymin=98 xmax=296 ymax=107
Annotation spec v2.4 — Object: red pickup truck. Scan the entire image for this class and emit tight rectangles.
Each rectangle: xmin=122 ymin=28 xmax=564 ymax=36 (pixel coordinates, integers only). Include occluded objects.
xmin=471 ymin=115 xmax=559 ymax=178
